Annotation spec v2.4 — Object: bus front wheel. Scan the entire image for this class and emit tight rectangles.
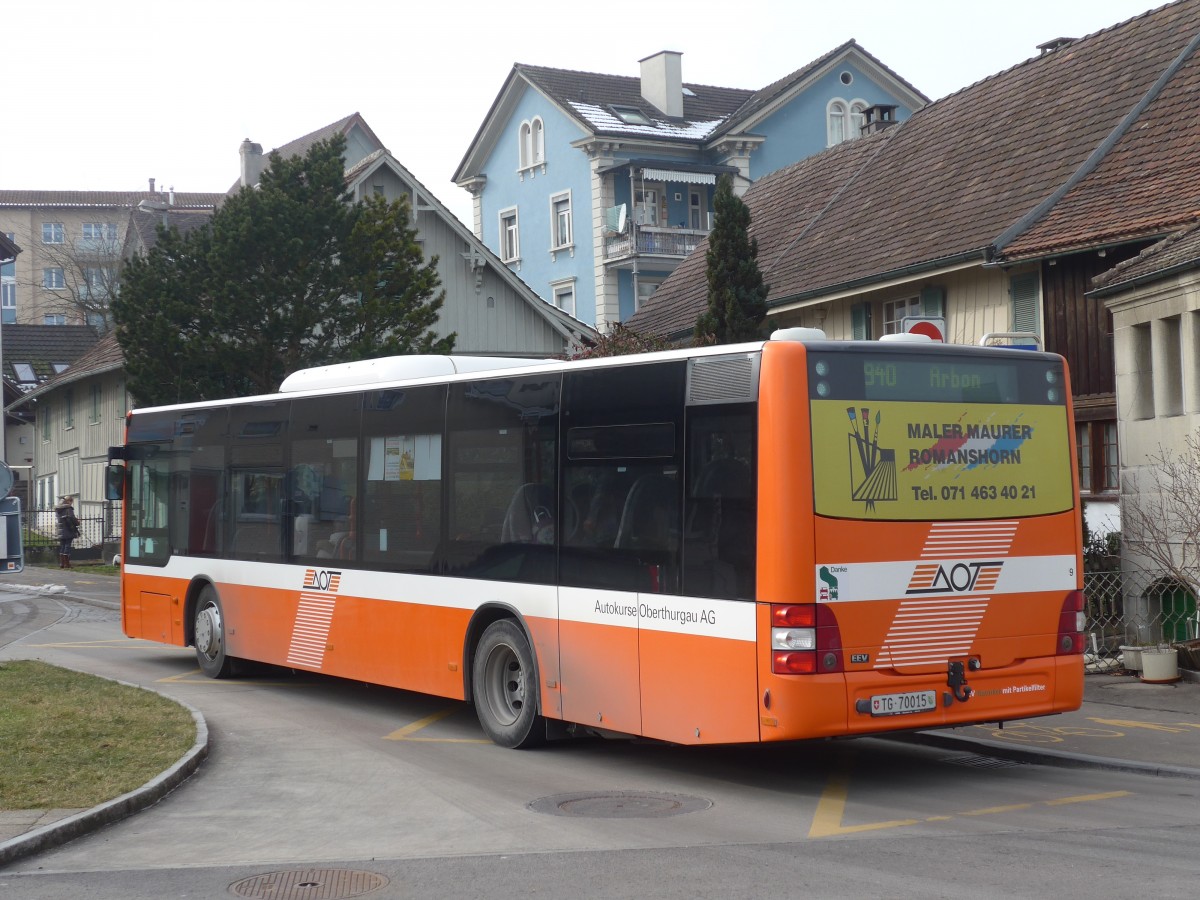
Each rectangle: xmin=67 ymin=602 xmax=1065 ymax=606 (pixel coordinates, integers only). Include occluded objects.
xmin=472 ymin=619 xmax=545 ymax=749
xmin=194 ymin=586 xmax=235 ymax=679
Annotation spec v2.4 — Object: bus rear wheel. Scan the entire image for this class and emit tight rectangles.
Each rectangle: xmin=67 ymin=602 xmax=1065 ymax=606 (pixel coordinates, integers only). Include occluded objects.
xmin=473 ymin=619 xmax=545 ymax=749
xmin=194 ymin=586 xmax=236 ymax=679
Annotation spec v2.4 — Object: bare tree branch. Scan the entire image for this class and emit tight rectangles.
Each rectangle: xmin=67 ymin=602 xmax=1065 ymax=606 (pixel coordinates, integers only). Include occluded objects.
xmin=1120 ymin=429 xmax=1200 ymax=600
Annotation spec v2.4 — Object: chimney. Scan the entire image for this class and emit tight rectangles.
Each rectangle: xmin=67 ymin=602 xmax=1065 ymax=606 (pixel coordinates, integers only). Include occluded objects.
xmin=240 ymin=139 xmax=265 ymax=188
xmin=860 ymin=104 xmax=899 ymax=136
xmin=639 ymin=51 xmax=683 ymax=118
xmin=1037 ymin=37 xmax=1076 ymax=54
xmin=149 ymin=177 xmax=156 ymax=193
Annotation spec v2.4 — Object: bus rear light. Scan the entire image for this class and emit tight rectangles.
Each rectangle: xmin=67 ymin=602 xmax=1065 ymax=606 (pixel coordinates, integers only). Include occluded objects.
xmin=771 ymin=604 xmax=844 ymax=674
xmin=1057 ymin=590 xmax=1085 ymax=655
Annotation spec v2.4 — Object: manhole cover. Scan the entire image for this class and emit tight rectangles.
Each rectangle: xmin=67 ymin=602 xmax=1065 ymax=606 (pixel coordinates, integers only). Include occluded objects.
xmin=529 ymin=790 xmax=712 ymax=818
xmin=229 ymin=869 xmax=388 ymax=899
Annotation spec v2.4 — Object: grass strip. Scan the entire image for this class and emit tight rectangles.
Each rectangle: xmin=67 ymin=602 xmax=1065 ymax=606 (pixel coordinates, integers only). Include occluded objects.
xmin=0 ymin=660 xmax=195 ymax=809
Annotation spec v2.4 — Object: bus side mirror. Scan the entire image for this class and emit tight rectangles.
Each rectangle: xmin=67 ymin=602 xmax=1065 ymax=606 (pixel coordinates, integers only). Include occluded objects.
xmin=105 ymin=464 xmax=125 ymax=501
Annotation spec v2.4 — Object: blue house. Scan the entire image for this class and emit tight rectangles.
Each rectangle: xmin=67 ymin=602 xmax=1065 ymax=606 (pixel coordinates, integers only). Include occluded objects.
xmin=454 ymin=43 xmax=927 ymax=331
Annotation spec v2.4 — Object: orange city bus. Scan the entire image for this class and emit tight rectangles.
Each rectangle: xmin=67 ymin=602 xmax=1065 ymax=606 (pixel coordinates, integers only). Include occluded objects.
xmin=108 ymin=329 xmax=1085 ymax=748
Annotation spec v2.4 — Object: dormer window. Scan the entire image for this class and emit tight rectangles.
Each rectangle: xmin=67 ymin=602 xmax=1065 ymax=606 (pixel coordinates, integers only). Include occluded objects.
xmin=611 ymin=105 xmax=652 ymax=126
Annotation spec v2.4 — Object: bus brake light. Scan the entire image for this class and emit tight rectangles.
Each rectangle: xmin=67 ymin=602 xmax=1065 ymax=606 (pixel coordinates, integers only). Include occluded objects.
xmin=771 ymin=604 xmax=843 ymax=674
xmin=1058 ymin=590 xmax=1085 ymax=655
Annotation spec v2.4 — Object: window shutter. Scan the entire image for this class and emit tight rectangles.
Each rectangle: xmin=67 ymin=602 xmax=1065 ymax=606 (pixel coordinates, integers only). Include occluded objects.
xmin=1009 ymin=272 xmax=1039 ymax=334
xmin=851 ymin=302 xmax=870 ymax=340
xmin=919 ymin=285 xmax=945 ymax=317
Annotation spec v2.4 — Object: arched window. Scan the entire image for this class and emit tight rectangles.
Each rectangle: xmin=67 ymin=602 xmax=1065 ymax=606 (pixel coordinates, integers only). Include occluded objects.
xmin=518 ymin=121 xmax=532 ymax=169
xmin=531 ymin=117 xmax=545 ymax=165
xmin=849 ymin=101 xmax=868 ymax=139
xmin=827 ymin=100 xmax=847 ymax=146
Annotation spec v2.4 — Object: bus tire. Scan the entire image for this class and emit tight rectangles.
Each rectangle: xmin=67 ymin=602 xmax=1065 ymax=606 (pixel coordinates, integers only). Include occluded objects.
xmin=472 ymin=619 xmax=545 ymax=749
xmin=194 ymin=586 xmax=235 ymax=679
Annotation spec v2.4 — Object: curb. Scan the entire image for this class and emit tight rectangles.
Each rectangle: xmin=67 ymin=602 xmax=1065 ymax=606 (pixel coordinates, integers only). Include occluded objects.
xmin=899 ymin=729 xmax=1200 ymax=781
xmin=0 ymin=679 xmax=209 ymax=869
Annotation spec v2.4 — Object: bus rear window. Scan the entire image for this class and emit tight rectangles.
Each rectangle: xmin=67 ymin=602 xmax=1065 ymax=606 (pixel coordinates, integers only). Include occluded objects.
xmin=808 ymin=350 xmax=1066 ymax=405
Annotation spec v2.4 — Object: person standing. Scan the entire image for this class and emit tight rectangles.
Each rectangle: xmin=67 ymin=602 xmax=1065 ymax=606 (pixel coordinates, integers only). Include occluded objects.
xmin=55 ymin=495 xmax=80 ymax=568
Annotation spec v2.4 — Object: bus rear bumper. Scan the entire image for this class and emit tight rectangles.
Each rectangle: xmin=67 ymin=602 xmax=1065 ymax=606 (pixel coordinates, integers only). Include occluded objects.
xmin=760 ymin=655 xmax=1085 ymax=741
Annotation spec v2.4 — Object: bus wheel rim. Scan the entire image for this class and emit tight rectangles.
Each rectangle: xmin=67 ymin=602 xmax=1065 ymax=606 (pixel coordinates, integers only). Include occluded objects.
xmin=484 ymin=643 xmax=523 ymax=727
xmin=196 ymin=605 xmax=221 ymax=660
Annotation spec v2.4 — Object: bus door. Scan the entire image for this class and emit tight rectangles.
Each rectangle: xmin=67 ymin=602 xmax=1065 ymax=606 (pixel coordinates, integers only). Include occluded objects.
xmin=635 ymin=363 xmax=762 ymax=745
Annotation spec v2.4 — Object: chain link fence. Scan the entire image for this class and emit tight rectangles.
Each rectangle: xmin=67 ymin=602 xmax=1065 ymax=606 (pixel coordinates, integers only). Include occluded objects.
xmin=1085 ymin=563 xmax=1200 ymax=672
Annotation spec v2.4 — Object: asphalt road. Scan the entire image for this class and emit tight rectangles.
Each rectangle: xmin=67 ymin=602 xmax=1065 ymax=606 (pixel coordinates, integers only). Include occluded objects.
xmin=2 ymin=591 xmax=1198 ymax=899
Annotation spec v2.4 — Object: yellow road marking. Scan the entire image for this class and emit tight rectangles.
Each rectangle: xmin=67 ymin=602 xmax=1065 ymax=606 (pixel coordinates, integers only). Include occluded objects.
xmin=963 ymin=803 xmax=1032 ymax=816
xmin=1045 ymin=791 xmax=1131 ymax=806
xmin=808 ymin=774 xmax=921 ymax=837
xmin=384 ymin=707 xmax=489 ymax=743
xmin=809 ymin=774 xmax=1132 ymax=838
xmin=1089 ymin=717 xmax=1200 ymax=733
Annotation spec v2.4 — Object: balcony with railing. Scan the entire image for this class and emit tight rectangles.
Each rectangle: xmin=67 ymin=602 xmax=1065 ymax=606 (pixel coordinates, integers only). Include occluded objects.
xmin=603 ymin=225 xmax=708 ymax=263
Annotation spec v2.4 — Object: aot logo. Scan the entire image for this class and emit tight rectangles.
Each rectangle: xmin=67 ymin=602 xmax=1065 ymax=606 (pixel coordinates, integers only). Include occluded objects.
xmin=906 ymin=561 xmax=1002 ymax=595
xmin=303 ymin=569 xmax=342 ymax=593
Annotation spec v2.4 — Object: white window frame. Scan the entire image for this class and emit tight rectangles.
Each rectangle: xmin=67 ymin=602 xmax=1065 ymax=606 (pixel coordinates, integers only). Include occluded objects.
xmin=827 ymin=97 xmax=870 ymax=146
xmin=518 ymin=121 xmax=532 ymax=169
xmin=549 ymin=191 xmax=573 ymax=255
xmin=518 ymin=117 xmax=546 ymax=174
xmin=827 ymin=99 xmax=847 ymax=146
xmin=42 ymin=222 xmax=64 ymax=244
xmin=550 ymin=278 xmax=576 ymax=317
xmin=1 ymin=279 xmax=15 ymax=324
xmin=531 ymin=117 xmax=545 ymax=166
xmin=849 ymin=100 xmax=868 ymax=139
xmin=498 ymin=207 xmax=520 ymax=264
xmin=882 ymin=296 xmax=921 ymax=335
xmin=635 ymin=277 xmax=663 ymax=312
xmin=81 ymin=222 xmax=118 ymax=242
xmin=635 ymin=186 xmax=662 ymax=226
xmin=43 ymin=267 xmax=65 ymax=290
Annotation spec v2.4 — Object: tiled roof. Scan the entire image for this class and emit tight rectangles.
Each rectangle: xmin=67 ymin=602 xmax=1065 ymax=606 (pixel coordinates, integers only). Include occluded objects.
xmin=0 ymin=231 xmax=18 ymax=260
xmin=126 ymin=207 xmax=214 ymax=254
xmin=0 ymin=190 xmax=222 ymax=209
xmin=1090 ymin=218 xmax=1200 ymax=293
xmin=516 ymin=63 xmax=753 ymax=143
xmin=15 ymin=333 xmax=125 ymax=404
xmin=226 ymin=113 xmax=383 ymax=194
xmin=0 ymin=325 xmax=102 ymax=390
xmin=631 ymin=0 xmax=1200 ymax=338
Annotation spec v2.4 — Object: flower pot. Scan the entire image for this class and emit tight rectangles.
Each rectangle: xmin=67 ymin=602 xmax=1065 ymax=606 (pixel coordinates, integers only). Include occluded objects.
xmin=1140 ymin=647 xmax=1180 ymax=684
xmin=1120 ymin=645 xmax=1144 ymax=672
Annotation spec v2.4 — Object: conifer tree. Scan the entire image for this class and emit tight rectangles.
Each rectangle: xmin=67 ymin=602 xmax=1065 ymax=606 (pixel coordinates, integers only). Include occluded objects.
xmin=112 ymin=135 xmax=452 ymax=405
xmin=694 ymin=174 xmax=768 ymax=344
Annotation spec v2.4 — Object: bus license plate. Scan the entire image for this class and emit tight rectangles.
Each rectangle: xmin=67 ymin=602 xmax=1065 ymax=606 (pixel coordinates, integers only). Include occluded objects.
xmin=869 ymin=690 xmax=937 ymax=717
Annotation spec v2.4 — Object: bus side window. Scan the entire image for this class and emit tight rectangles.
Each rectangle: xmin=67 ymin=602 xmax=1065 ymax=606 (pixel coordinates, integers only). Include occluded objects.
xmin=444 ymin=375 xmax=560 ymax=583
xmin=560 ymin=362 xmax=686 ymax=594
xmin=683 ymin=409 xmax=756 ymax=600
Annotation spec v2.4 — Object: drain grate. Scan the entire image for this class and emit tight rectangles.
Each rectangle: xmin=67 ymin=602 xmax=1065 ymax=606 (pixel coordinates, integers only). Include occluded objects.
xmin=944 ymin=753 xmax=1023 ymax=770
xmin=529 ymin=790 xmax=712 ymax=818
xmin=229 ymin=869 xmax=388 ymax=900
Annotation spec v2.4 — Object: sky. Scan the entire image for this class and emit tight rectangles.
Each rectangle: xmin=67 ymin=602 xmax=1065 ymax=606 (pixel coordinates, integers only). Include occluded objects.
xmin=2 ymin=0 xmax=1169 ymax=225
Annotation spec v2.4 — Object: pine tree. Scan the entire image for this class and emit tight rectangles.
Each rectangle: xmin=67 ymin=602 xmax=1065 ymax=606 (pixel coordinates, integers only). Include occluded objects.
xmin=112 ymin=135 xmax=453 ymax=405
xmin=694 ymin=174 xmax=768 ymax=345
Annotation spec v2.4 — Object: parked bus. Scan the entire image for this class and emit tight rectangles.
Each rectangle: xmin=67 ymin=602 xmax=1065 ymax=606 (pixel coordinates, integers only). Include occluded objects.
xmin=109 ymin=329 xmax=1084 ymax=748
